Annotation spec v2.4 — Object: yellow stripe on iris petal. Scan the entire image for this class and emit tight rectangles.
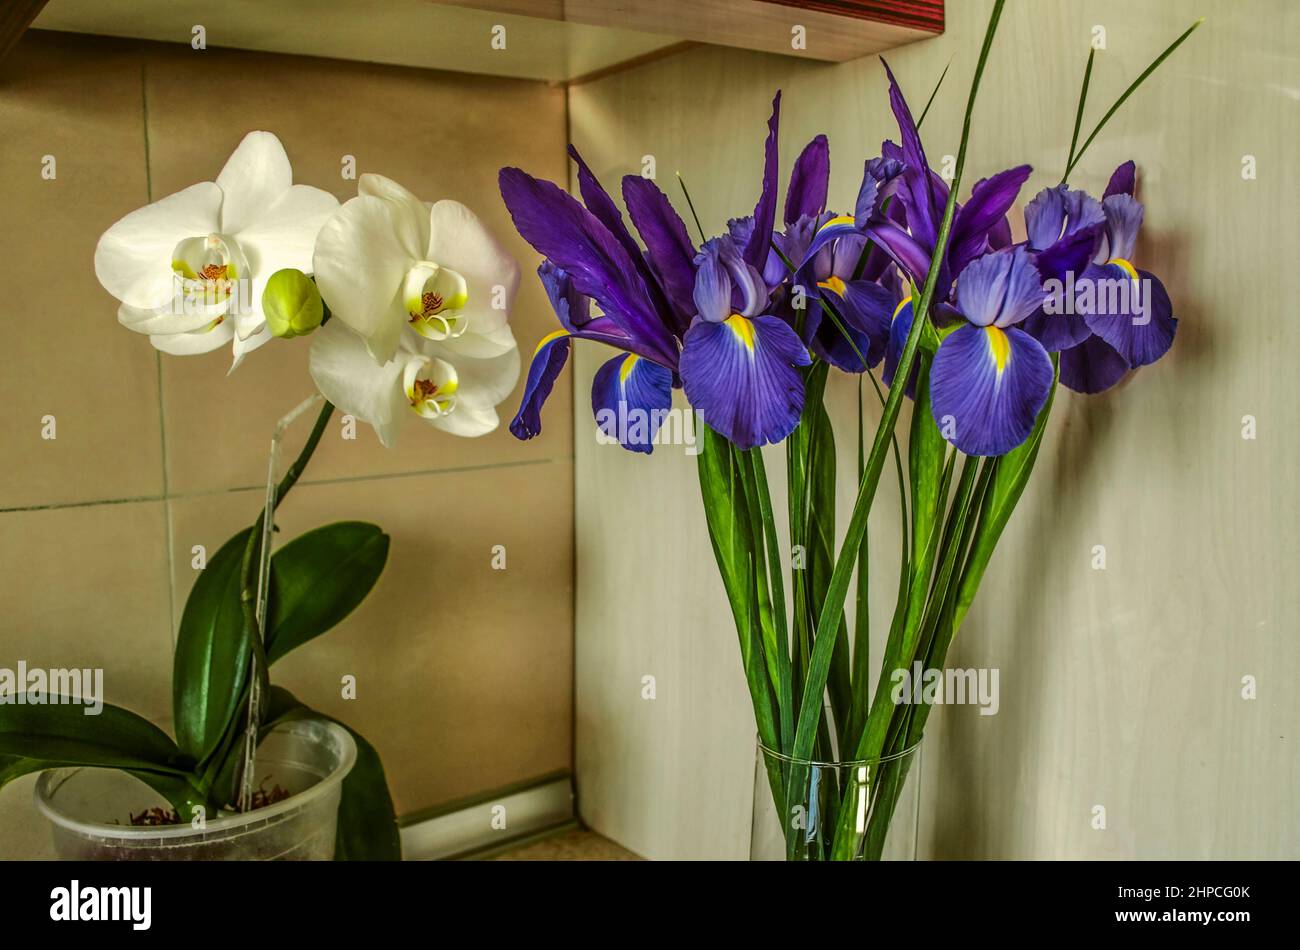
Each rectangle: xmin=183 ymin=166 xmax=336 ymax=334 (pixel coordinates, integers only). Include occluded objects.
xmin=892 ymin=296 xmax=913 ymax=322
xmin=619 ymin=353 xmax=639 ymax=385
xmin=818 ymin=275 xmax=846 ymax=296
xmin=533 ymin=329 xmax=568 ymax=355
xmin=985 ymin=326 xmax=1011 ymax=374
xmin=1109 ymin=257 xmax=1139 ymax=280
xmin=817 ymin=214 xmax=856 ymax=233
xmin=725 ymin=314 xmax=756 ymax=352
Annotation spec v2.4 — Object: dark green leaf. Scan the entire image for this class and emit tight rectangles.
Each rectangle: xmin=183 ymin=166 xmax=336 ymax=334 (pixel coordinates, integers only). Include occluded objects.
xmin=264 ymin=686 xmax=400 ymax=861
xmin=173 ymin=527 xmax=254 ymax=762
xmin=265 ymin=522 xmax=390 ymax=666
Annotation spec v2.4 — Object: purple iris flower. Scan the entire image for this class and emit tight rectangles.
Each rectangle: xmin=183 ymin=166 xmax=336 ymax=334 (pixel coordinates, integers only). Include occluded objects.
xmin=679 ymin=235 xmax=811 ymax=447
xmin=929 ymin=245 xmax=1055 ymax=456
xmin=500 ymin=92 xmax=813 ymax=452
xmin=792 ymin=211 xmax=895 ymax=373
xmin=1035 ymin=162 xmax=1178 ymax=394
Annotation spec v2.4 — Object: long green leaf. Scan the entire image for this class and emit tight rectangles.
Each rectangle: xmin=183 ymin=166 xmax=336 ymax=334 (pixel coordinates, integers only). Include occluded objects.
xmin=954 ymin=373 xmax=1058 ymax=628
xmin=1063 ymin=18 xmax=1203 ymax=180
xmin=0 ymin=702 xmax=207 ymax=817
xmin=173 ymin=527 xmax=254 ymax=762
xmin=789 ymin=0 xmax=1008 ymax=768
xmin=696 ymin=422 xmax=780 ymax=754
xmin=265 ymin=522 xmax=391 ymax=666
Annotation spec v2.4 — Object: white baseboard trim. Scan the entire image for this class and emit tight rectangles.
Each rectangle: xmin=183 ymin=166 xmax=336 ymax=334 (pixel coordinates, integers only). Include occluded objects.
xmin=399 ymin=772 xmax=574 ymax=861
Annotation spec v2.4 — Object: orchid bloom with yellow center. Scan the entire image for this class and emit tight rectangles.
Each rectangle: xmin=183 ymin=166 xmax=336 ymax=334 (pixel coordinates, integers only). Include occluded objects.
xmin=93 ymin=132 xmax=339 ymax=370
xmin=307 ymin=174 xmax=521 ymax=447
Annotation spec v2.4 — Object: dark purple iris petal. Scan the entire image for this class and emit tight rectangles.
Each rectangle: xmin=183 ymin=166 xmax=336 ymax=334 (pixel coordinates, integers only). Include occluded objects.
xmin=948 ymin=165 xmax=1032 ymax=275
xmin=1104 ymin=160 xmax=1137 ymax=199
xmin=1021 ymin=309 xmax=1092 ymax=352
xmin=785 ymin=134 xmax=830 ymax=227
xmin=510 ymin=332 xmax=571 ymax=440
xmin=499 ymin=167 xmax=678 ymax=368
xmin=591 ymin=354 xmax=674 ymax=454
xmin=1035 ymin=222 xmax=1103 ymax=285
xmin=929 ymin=323 xmax=1053 ymax=457
xmin=883 ymin=297 xmax=918 ymax=399
xmin=1081 ymin=264 xmax=1177 ymax=367
xmin=622 ymin=175 xmax=697 ymax=334
xmin=679 ymin=313 xmax=809 ymax=450
xmin=743 ymin=92 xmax=782 ymax=271
xmin=814 ymin=279 xmax=893 ymax=372
xmin=1059 ymin=334 xmax=1130 ymax=394
xmin=863 ymin=218 xmax=930 ymax=287
xmin=881 ymin=59 xmax=944 ymax=253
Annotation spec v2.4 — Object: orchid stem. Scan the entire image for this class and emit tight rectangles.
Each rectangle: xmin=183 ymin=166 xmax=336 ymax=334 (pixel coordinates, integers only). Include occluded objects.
xmin=234 ymin=397 xmax=335 ymax=811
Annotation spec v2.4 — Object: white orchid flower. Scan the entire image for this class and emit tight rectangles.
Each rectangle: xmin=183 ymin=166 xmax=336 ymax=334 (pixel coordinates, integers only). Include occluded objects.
xmin=312 ymin=174 xmax=520 ymax=365
xmin=93 ymin=132 xmax=339 ymax=370
xmin=309 ymin=319 xmax=520 ymax=447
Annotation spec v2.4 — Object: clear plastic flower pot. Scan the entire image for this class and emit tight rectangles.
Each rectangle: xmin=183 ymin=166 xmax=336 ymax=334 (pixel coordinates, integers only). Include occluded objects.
xmin=34 ymin=718 xmax=355 ymax=861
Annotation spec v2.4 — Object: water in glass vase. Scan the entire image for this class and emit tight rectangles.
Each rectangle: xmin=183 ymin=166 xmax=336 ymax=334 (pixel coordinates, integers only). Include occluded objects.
xmin=751 ymin=737 xmax=921 ymax=861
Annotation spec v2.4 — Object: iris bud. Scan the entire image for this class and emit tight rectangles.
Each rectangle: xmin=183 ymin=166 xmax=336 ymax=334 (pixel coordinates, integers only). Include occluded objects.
xmin=263 ymin=268 xmax=324 ymax=339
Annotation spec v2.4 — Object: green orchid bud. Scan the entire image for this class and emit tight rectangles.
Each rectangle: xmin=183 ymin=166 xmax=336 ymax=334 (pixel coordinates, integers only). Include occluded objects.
xmin=263 ymin=268 xmax=324 ymax=339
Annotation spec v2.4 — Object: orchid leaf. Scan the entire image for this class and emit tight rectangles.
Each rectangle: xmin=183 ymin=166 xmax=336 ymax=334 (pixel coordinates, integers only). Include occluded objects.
xmin=265 ymin=522 xmax=390 ymax=666
xmin=173 ymin=527 xmax=254 ymax=762
xmin=0 ymin=702 xmax=208 ymax=818
xmin=264 ymin=687 xmax=400 ymax=861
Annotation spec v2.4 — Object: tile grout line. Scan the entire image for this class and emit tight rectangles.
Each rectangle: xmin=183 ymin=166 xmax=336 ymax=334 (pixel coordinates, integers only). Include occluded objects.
xmin=140 ymin=59 xmax=178 ymax=640
xmin=0 ymin=456 xmax=571 ymax=514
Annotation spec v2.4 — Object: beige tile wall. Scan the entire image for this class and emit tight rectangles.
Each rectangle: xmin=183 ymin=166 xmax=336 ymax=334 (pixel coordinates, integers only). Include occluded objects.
xmin=0 ymin=32 xmax=573 ymax=857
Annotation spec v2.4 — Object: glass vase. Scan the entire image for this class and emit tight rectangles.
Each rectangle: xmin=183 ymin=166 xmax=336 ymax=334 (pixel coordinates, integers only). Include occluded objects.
xmin=751 ymin=737 xmax=921 ymax=861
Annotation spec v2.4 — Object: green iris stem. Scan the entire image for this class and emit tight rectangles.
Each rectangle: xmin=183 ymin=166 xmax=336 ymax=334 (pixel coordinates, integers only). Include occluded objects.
xmin=788 ymin=0 xmax=1007 ymax=771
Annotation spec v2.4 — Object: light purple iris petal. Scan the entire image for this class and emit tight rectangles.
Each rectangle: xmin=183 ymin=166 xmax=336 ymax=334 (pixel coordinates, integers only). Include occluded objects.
xmin=743 ymin=92 xmax=782 ymax=271
xmin=929 ymin=323 xmax=1053 ymax=457
xmin=1104 ymin=160 xmax=1137 ymax=199
xmin=692 ymin=246 xmax=732 ymax=323
xmin=955 ymin=245 xmax=1046 ymax=329
xmin=1080 ymin=264 xmax=1176 ymax=367
xmin=815 ymin=279 xmax=893 ymax=372
xmin=510 ymin=332 xmax=571 ymax=440
xmin=680 ymin=313 xmax=810 ymax=450
xmin=948 ymin=165 xmax=1032 ymax=274
xmin=1025 ymin=184 xmax=1104 ymax=252
xmin=591 ymin=353 xmax=674 ymax=455
xmin=785 ymin=134 xmax=830 ymax=227
xmin=499 ymin=167 xmax=678 ymax=368
xmin=1059 ymin=334 xmax=1129 ymax=394
xmin=622 ymin=175 xmax=697 ymax=334
xmin=1098 ymin=193 xmax=1144 ymax=263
